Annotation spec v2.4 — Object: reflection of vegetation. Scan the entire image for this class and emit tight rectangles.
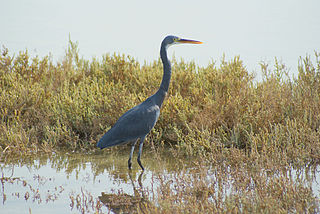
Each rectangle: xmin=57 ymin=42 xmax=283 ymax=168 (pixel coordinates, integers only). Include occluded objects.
xmin=69 ymin=188 xmax=102 ymax=214
xmin=154 ymin=162 xmax=320 ymax=213
xmin=0 ymin=152 xmax=319 ymax=213
xmin=0 ymin=148 xmax=182 ymax=184
xmin=0 ymin=166 xmax=64 ymax=206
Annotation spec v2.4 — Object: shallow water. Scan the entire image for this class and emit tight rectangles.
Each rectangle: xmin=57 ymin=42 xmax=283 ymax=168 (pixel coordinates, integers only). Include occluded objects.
xmin=1 ymin=148 xmax=320 ymax=213
xmin=0 ymin=148 xmax=184 ymax=213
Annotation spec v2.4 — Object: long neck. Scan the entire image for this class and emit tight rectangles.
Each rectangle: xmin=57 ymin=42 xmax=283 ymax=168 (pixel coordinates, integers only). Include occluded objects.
xmin=153 ymin=43 xmax=171 ymax=107
xmin=159 ymin=43 xmax=171 ymax=92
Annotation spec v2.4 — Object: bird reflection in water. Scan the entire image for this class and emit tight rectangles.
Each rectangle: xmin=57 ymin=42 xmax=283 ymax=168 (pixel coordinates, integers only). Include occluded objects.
xmin=98 ymin=171 xmax=156 ymax=213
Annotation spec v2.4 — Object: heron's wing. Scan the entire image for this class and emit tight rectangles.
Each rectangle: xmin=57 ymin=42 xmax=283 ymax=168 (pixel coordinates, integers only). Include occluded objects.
xmin=97 ymin=100 xmax=160 ymax=149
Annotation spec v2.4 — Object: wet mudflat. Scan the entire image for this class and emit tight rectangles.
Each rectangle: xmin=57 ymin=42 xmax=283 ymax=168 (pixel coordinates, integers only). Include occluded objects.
xmin=1 ymin=148 xmax=320 ymax=213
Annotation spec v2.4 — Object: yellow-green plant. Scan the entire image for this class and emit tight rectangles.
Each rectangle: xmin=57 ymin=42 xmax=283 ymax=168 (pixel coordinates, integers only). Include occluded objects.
xmin=0 ymin=42 xmax=319 ymax=166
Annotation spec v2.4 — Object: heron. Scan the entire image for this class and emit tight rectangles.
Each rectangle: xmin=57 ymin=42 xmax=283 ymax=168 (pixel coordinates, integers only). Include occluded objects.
xmin=97 ymin=35 xmax=202 ymax=170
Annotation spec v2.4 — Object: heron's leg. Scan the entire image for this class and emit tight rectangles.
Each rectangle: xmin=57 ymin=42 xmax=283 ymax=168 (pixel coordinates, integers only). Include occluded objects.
xmin=137 ymin=136 xmax=146 ymax=171
xmin=128 ymin=139 xmax=138 ymax=170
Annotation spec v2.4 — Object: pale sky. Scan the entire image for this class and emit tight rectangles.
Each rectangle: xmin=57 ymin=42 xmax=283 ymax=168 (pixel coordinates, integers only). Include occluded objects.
xmin=1 ymin=0 xmax=320 ymax=78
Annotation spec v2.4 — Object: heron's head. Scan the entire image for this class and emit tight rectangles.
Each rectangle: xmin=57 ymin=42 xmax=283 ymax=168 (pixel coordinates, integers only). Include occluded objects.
xmin=162 ymin=35 xmax=202 ymax=49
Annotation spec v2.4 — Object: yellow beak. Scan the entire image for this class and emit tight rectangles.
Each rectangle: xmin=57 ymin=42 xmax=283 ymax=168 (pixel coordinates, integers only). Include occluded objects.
xmin=178 ymin=38 xmax=203 ymax=44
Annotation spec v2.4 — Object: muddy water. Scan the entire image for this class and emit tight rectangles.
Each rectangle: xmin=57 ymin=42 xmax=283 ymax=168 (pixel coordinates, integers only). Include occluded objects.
xmin=1 ymin=148 xmax=320 ymax=213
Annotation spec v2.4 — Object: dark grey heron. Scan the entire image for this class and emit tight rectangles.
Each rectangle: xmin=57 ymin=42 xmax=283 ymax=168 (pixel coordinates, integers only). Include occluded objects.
xmin=97 ymin=35 xmax=202 ymax=170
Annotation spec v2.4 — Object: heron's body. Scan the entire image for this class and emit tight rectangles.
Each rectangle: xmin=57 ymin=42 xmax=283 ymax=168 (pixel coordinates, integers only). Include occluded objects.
xmin=97 ymin=95 xmax=161 ymax=149
xmin=97 ymin=35 xmax=202 ymax=170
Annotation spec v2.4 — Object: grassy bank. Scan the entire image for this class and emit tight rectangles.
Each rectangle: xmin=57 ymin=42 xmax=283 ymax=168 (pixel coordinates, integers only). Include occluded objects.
xmin=0 ymin=42 xmax=319 ymax=166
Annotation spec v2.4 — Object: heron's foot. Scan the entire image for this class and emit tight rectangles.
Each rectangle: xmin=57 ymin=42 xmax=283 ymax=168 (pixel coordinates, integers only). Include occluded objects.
xmin=128 ymin=159 xmax=132 ymax=170
xmin=137 ymin=157 xmax=144 ymax=171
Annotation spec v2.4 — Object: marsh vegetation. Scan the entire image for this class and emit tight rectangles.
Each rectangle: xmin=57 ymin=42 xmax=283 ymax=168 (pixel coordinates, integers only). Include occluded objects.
xmin=0 ymin=41 xmax=319 ymax=213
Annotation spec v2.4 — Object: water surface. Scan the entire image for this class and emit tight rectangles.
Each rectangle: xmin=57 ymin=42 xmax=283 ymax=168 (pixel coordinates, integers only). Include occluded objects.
xmin=1 ymin=148 xmax=319 ymax=213
xmin=0 ymin=148 xmax=183 ymax=213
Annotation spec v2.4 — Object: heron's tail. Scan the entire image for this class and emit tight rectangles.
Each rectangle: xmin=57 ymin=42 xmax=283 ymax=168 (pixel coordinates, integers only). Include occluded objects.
xmin=96 ymin=132 xmax=124 ymax=149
